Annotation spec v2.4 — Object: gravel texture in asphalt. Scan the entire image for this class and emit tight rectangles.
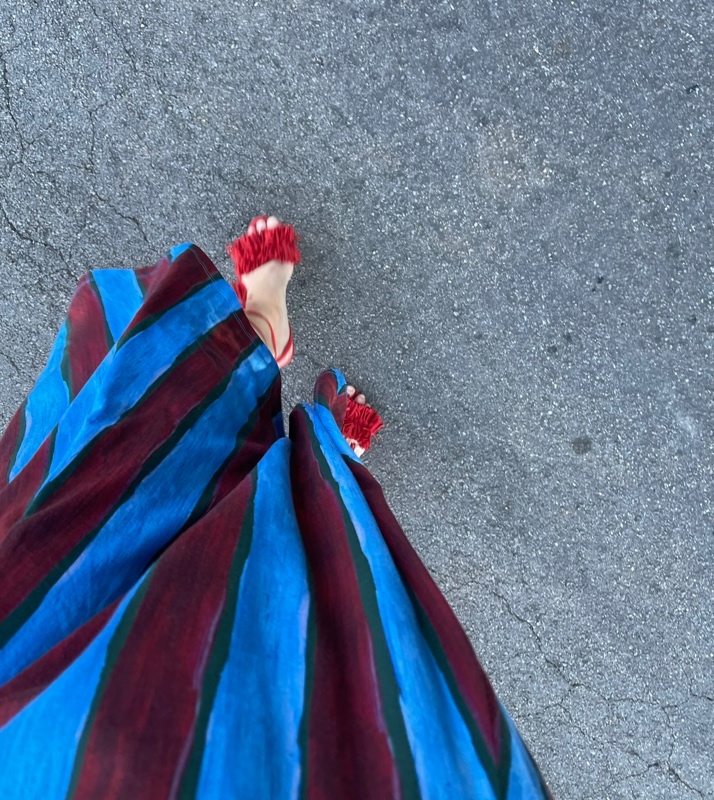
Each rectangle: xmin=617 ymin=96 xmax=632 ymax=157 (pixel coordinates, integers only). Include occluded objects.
xmin=1 ymin=1 xmax=712 ymax=797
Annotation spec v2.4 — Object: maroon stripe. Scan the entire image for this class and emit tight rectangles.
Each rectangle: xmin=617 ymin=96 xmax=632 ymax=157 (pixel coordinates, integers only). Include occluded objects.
xmin=290 ymin=410 xmax=399 ymax=800
xmin=0 ymin=317 xmax=254 ymax=624
xmin=0 ymin=406 xmax=25 ymax=489
xmin=312 ymin=370 xmax=348 ymax=430
xmin=134 ymin=262 xmax=163 ymax=294
xmin=208 ymin=380 xmax=282 ymax=507
xmin=67 ymin=276 xmax=112 ymax=398
xmin=119 ymin=247 xmax=220 ymax=343
xmin=0 ymin=435 xmax=53 ymax=547
xmin=0 ymin=600 xmax=119 ymax=727
xmin=72 ymin=478 xmax=254 ymax=800
xmin=347 ymin=459 xmax=503 ymax=762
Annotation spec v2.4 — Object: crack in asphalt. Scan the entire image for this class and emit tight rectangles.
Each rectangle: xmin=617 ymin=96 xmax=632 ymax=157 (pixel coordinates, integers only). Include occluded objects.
xmin=0 ymin=350 xmax=20 ymax=376
xmin=0 ymin=46 xmax=29 ymax=169
xmin=476 ymin=587 xmax=709 ymax=798
xmin=84 ymin=0 xmax=139 ymax=74
xmin=89 ymin=181 xmax=150 ymax=245
xmin=80 ymin=99 xmax=150 ymax=246
xmin=485 ymin=587 xmax=712 ymax=798
xmin=490 ymin=588 xmax=571 ymax=684
xmin=0 ymin=199 xmax=73 ymax=272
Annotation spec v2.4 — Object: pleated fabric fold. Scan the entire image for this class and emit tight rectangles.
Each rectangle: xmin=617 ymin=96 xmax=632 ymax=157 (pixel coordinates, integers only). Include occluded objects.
xmin=0 ymin=244 xmax=551 ymax=800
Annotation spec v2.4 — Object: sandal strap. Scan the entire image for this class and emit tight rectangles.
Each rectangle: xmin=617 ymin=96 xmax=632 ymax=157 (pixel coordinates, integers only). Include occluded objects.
xmin=243 ymin=308 xmax=278 ymax=355
xmin=241 ymin=307 xmax=295 ymax=367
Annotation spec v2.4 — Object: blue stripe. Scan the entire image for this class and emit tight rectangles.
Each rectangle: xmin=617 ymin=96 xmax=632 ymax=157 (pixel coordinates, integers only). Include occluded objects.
xmin=0 ymin=345 xmax=277 ymax=685
xmin=329 ymin=368 xmax=348 ymax=395
xmin=10 ymin=321 xmax=70 ymax=482
xmin=168 ymin=242 xmax=193 ymax=261
xmin=306 ymin=403 xmax=497 ymax=799
xmin=306 ymin=371 xmax=360 ymax=462
xmin=0 ymin=580 xmax=142 ymax=800
xmin=196 ymin=440 xmax=308 ymax=800
xmin=43 ymin=279 xmax=240 ymax=491
xmin=504 ymin=707 xmax=548 ymax=799
xmin=91 ymin=269 xmax=145 ymax=344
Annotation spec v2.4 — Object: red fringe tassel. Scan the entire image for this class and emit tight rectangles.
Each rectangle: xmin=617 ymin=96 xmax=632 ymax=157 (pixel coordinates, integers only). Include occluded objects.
xmin=226 ymin=225 xmax=302 ymax=278
xmin=342 ymin=398 xmax=384 ymax=452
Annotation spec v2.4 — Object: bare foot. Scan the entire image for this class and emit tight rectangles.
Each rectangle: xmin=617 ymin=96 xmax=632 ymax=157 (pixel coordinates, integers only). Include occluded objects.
xmin=239 ymin=215 xmax=294 ymax=362
xmin=345 ymin=384 xmax=369 ymax=457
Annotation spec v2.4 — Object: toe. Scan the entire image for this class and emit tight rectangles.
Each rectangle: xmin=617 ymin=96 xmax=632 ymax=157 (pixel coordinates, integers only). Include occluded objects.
xmin=256 ymin=218 xmax=267 ymax=233
xmin=266 ymin=216 xmax=280 ymax=229
xmin=356 ymin=393 xmax=366 ymax=405
xmin=248 ymin=215 xmax=267 ymax=235
xmin=346 ymin=385 xmax=356 ymax=398
xmin=346 ymin=437 xmax=365 ymax=457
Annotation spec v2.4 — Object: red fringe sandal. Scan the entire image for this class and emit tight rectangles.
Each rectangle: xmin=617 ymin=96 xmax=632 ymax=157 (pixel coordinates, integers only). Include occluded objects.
xmin=226 ymin=216 xmax=302 ymax=369
xmin=343 ymin=394 xmax=384 ymax=455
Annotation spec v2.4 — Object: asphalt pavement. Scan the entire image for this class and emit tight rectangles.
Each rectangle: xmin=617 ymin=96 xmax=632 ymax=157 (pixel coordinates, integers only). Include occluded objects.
xmin=1 ymin=1 xmax=712 ymax=797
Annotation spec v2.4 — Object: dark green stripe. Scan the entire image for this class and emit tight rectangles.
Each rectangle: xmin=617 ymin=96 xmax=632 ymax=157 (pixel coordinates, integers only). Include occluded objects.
xmin=5 ymin=397 xmax=28 ymax=482
xmin=348 ymin=455 xmax=513 ymax=798
xmin=397 ymin=572 xmax=512 ymax=798
xmin=115 ymin=274 xmax=218 ymax=351
xmin=305 ymin=413 xmax=422 ymax=799
xmin=149 ymin=385 xmax=274 ymax=563
xmin=0 ymin=337 xmax=261 ymax=650
xmin=136 ymin=267 xmax=149 ymax=299
xmin=26 ymin=326 xmax=258 ymax=517
xmin=59 ymin=317 xmax=75 ymax=401
xmin=40 ymin=428 xmax=57 ymax=485
xmin=7 ymin=317 xmax=69 ymax=480
xmin=66 ymin=566 xmax=156 ymax=799
xmin=176 ymin=475 xmax=258 ymax=799
xmin=297 ymin=560 xmax=317 ymax=800
xmin=88 ymin=270 xmax=116 ymax=349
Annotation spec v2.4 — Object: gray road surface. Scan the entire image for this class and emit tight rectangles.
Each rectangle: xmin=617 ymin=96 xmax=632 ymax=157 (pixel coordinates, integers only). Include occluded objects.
xmin=1 ymin=1 xmax=713 ymax=797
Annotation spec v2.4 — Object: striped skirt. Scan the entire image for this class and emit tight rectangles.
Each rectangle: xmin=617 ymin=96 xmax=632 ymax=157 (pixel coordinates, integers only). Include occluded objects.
xmin=0 ymin=244 xmax=551 ymax=799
